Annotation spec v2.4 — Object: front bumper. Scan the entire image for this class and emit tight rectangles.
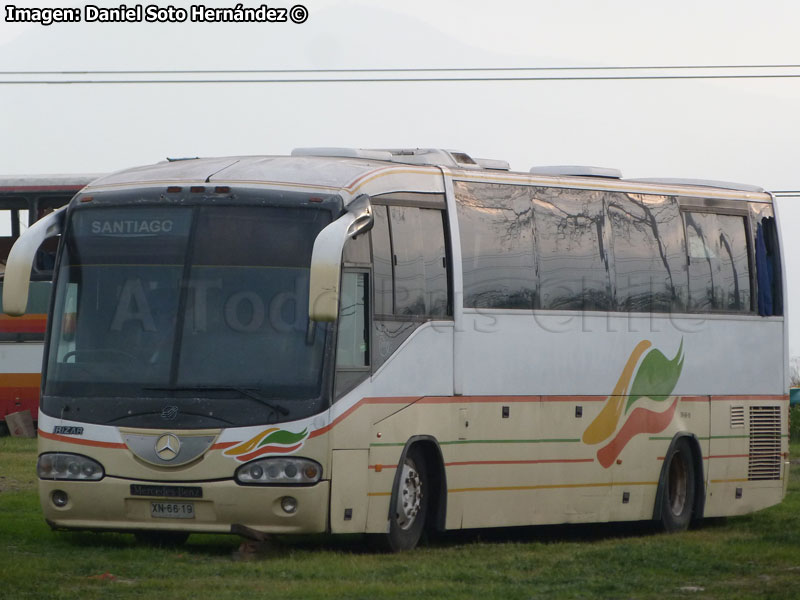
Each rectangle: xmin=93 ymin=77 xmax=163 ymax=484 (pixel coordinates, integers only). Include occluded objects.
xmin=39 ymin=477 xmax=330 ymax=534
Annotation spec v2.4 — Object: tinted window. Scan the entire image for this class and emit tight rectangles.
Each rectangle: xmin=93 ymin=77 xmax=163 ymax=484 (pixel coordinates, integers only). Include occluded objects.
xmin=607 ymin=193 xmax=687 ymax=312
xmin=455 ymin=181 xmax=535 ymax=309
xmin=371 ymin=206 xmax=393 ymax=315
xmin=342 ymin=230 xmax=370 ymax=265
xmin=47 ymin=206 xmax=330 ymax=401
xmin=533 ymin=187 xmax=610 ymax=310
xmin=420 ymin=208 xmax=448 ymax=316
xmin=752 ymin=203 xmax=783 ymax=316
xmin=389 ymin=206 xmax=426 ymax=315
xmin=684 ymin=211 xmax=751 ymax=312
xmin=336 ymin=272 xmax=369 ymax=368
xmin=178 ymin=207 xmax=330 ymax=389
xmin=371 ymin=204 xmax=450 ymax=318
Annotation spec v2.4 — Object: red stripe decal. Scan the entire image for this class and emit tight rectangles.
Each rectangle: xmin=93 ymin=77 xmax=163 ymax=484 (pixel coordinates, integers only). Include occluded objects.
xmin=597 ymin=398 xmax=679 ymax=468
xmin=445 ymin=458 xmax=595 ymax=467
xmin=710 ymin=395 xmax=789 ymax=402
xmin=39 ymin=429 xmax=126 ymax=449
xmin=309 ymin=396 xmax=420 ymax=439
xmin=211 ymin=441 xmax=238 ymax=450
xmin=679 ymin=396 xmax=708 ymax=403
xmin=539 ymin=396 xmax=608 ymax=403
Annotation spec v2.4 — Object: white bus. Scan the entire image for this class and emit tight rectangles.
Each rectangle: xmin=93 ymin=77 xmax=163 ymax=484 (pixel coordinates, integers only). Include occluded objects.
xmin=0 ymin=174 xmax=101 ymax=432
xmin=3 ymin=149 xmax=789 ymax=549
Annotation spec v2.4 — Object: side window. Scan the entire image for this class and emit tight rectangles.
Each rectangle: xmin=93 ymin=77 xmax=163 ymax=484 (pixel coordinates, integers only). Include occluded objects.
xmin=684 ymin=211 xmax=751 ymax=312
xmin=336 ymin=271 xmax=369 ymax=368
xmin=389 ymin=206 xmax=426 ymax=315
xmin=0 ymin=203 xmax=45 ymax=342
xmin=533 ymin=187 xmax=611 ymax=311
xmin=420 ymin=208 xmax=449 ymax=317
xmin=334 ymin=271 xmax=369 ymax=398
xmin=0 ymin=205 xmax=27 ymax=272
xmin=35 ymin=195 xmax=72 ymax=275
xmin=370 ymin=202 xmax=451 ymax=318
xmin=369 ymin=196 xmax=451 ymax=373
xmin=751 ymin=203 xmax=783 ymax=316
xmin=455 ymin=181 xmax=535 ymax=309
xmin=607 ymin=193 xmax=687 ymax=312
xmin=342 ymin=229 xmax=370 ymax=265
xmin=371 ymin=206 xmax=394 ymax=316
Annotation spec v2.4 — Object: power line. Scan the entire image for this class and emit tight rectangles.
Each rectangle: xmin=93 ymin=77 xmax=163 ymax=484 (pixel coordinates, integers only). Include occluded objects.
xmin=2 ymin=63 xmax=800 ymax=75
xmin=3 ymin=74 xmax=800 ymax=85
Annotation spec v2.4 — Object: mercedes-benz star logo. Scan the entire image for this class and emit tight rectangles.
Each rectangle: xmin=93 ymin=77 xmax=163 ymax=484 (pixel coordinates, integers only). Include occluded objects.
xmin=155 ymin=433 xmax=181 ymax=461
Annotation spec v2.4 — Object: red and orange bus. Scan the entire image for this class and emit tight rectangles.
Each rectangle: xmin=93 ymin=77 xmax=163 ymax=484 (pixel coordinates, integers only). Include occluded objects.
xmin=0 ymin=174 xmax=100 ymax=433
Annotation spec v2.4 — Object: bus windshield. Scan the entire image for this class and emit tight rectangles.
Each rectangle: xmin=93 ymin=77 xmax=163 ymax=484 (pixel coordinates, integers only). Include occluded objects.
xmin=43 ymin=203 xmax=331 ymax=428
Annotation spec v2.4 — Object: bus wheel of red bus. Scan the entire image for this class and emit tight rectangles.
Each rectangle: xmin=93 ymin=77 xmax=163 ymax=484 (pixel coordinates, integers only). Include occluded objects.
xmin=387 ymin=446 xmax=429 ymax=551
xmin=659 ymin=438 xmax=696 ymax=532
xmin=134 ymin=531 xmax=190 ymax=547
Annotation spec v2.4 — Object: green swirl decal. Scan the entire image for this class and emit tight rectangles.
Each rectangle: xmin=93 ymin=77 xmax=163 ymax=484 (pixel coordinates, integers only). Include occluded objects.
xmin=625 ymin=339 xmax=684 ymax=412
xmin=257 ymin=428 xmax=308 ymax=448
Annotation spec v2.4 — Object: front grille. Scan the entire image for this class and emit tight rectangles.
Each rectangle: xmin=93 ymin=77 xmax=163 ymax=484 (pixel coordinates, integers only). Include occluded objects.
xmin=748 ymin=406 xmax=782 ymax=481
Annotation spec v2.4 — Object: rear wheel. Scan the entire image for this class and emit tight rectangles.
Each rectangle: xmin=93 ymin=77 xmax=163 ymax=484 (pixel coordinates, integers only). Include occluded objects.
xmin=659 ymin=438 xmax=695 ymax=532
xmin=386 ymin=446 xmax=428 ymax=551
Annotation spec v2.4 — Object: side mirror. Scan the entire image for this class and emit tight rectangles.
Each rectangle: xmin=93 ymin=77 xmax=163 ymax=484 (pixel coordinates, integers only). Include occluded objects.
xmin=308 ymin=195 xmax=373 ymax=322
xmin=345 ymin=194 xmax=373 ymax=238
xmin=2 ymin=207 xmax=66 ymax=316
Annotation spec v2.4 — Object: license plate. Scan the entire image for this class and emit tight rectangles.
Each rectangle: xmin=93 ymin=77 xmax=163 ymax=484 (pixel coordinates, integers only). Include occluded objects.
xmin=150 ymin=501 xmax=195 ymax=519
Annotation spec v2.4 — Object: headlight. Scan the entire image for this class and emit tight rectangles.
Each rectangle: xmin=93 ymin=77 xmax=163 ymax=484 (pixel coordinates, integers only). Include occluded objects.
xmin=37 ymin=453 xmax=104 ymax=481
xmin=235 ymin=457 xmax=322 ymax=485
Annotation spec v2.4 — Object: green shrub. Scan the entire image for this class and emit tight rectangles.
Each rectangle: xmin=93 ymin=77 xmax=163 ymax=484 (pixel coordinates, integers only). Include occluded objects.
xmin=791 ymin=404 xmax=800 ymax=442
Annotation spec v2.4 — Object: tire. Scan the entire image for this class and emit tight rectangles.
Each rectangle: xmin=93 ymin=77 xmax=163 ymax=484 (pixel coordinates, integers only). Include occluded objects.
xmin=386 ymin=446 xmax=429 ymax=552
xmin=659 ymin=438 xmax=696 ymax=532
xmin=134 ymin=531 xmax=190 ymax=547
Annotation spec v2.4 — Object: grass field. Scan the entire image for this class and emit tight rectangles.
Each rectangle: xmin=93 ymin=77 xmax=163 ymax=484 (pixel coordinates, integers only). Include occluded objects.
xmin=1 ymin=437 xmax=798 ymax=600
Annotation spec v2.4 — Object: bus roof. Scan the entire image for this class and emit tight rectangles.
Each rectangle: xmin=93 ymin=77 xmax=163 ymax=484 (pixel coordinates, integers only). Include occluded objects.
xmin=82 ymin=151 xmax=774 ymax=204
xmin=0 ymin=173 xmax=104 ymax=193
xmin=85 ymin=156 xmax=399 ymax=197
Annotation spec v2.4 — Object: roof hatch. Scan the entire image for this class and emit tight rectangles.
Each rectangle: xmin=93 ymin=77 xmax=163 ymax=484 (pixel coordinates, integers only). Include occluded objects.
xmin=292 ymin=147 xmax=495 ymax=169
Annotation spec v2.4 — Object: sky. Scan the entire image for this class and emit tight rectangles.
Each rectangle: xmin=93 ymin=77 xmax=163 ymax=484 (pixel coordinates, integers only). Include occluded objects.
xmin=1 ymin=0 xmax=799 ymax=358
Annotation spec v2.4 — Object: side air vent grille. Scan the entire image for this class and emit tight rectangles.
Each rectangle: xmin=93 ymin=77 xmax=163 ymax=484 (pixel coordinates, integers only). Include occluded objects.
xmin=748 ymin=406 xmax=782 ymax=481
xmin=730 ymin=406 xmax=745 ymax=429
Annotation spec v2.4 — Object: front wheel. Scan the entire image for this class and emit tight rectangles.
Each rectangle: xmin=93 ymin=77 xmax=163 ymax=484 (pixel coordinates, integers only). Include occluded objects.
xmin=659 ymin=438 xmax=696 ymax=532
xmin=386 ymin=447 xmax=428 ymax=552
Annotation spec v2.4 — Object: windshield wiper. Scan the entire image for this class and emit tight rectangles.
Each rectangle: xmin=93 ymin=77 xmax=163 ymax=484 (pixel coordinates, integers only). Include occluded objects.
xmin=143 ymin=386 xmax=289 ymax=416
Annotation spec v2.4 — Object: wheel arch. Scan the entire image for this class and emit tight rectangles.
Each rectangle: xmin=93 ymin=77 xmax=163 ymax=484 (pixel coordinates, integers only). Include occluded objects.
xmin=652 ymin=431 xmax=706 ymax=525
xmin=388 ymin=435 xmax=448 ymax=533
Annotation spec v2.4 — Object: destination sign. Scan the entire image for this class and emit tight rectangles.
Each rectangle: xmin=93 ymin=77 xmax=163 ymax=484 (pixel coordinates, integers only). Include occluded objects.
xmin=91 ymin=219 xmax=175 ymax=235
xmin=74 ymin=207 xmax=192 ymax=238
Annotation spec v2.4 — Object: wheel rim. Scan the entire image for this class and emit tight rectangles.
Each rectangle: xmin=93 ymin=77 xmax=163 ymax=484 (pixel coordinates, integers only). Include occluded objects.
xmin=395 ymin=457 xmax=422 ymax=530
xmin=668 ymin=451 xmax=688 ymax=516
